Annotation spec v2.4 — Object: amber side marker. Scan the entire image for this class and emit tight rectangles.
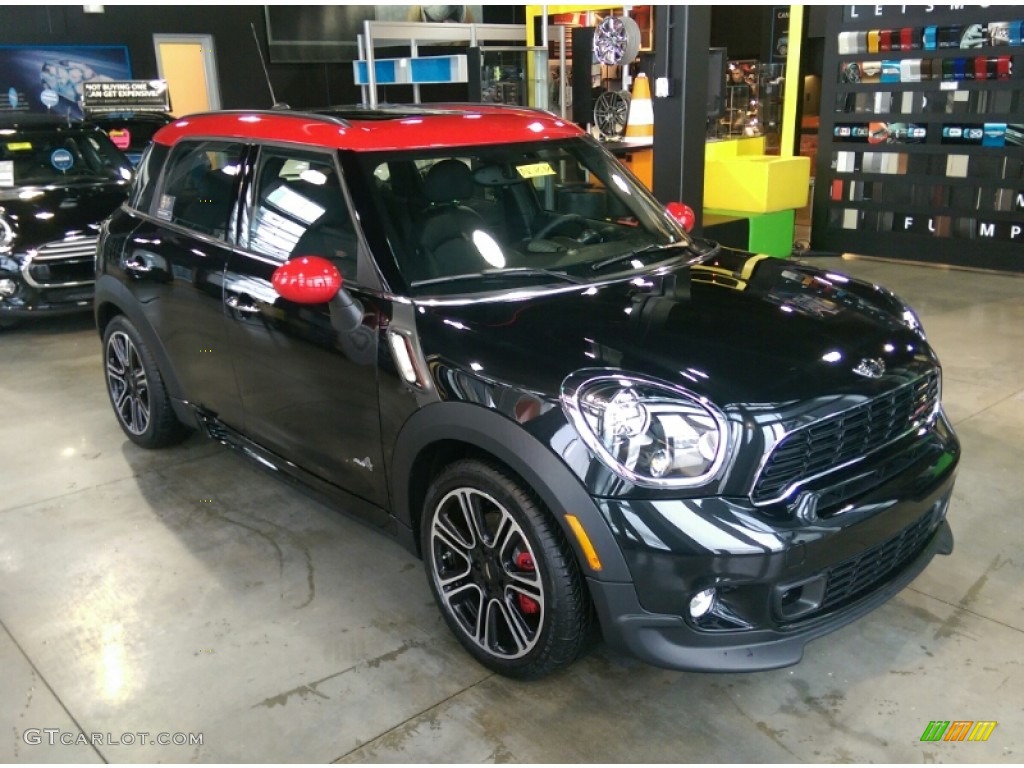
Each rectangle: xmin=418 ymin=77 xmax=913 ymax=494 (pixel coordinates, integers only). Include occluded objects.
xmin=564 ymin=514 xmax=602 ymax=572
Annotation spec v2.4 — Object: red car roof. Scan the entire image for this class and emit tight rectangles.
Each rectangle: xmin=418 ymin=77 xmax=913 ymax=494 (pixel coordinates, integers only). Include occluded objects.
xmin=152 ymin=105 xmax=585 ymax=152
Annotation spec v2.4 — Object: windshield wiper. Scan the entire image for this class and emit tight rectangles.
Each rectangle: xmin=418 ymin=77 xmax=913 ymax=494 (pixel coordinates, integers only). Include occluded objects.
xmin=589 ymin=241 xmax=693 ymax=271
xmin=410 ymin=266 xmax=583 ymax=288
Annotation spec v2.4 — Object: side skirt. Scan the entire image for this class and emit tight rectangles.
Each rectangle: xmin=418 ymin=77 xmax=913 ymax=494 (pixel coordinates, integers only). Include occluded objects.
xmin=190 ymin=407 xmax=398 ymax=539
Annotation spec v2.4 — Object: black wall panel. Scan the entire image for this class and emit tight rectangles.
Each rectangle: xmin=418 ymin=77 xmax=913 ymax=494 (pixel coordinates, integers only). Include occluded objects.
xmin=0 ymin=5 xmax=520 ymax=112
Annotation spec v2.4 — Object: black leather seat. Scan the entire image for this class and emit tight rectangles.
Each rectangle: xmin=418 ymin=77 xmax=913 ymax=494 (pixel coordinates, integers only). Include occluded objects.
xmin=180 ymin=169 xmax=234 ymax=237
xmin=414 ymin=159 xmax=490 ymax=281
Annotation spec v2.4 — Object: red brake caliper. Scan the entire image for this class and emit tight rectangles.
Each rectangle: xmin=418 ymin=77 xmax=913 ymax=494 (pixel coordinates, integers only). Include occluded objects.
xmin=514 ymin=552 xmax=539 ymax=615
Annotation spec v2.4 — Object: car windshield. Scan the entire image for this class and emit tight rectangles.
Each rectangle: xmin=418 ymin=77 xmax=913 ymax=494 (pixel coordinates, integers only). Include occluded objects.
xmin=357 ymin=137 xmax=696 ymax=295
xmin=0 ymin=127 xmax=133 ymax=187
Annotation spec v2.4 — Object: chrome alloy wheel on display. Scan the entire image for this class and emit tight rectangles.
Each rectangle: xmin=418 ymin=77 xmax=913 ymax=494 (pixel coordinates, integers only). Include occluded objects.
xmin=593 ymin=90 xmax=632 ymax=139
xmin=593 ymin=15 xmax=642 ymax=66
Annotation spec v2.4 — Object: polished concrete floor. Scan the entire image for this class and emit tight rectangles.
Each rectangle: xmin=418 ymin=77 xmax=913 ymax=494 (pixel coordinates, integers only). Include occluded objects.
xmin=1 ymin=256 xmax=1022 ymax=763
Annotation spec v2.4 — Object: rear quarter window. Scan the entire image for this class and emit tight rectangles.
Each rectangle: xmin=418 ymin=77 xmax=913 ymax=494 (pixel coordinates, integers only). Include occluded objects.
xmin=154 ymin=140 xmax=246 ymax=239
xmin=127 ymin=142 xmax=169 ymax=214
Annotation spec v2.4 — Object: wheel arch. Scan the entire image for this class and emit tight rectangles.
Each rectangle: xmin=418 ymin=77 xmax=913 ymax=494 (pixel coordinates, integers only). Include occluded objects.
xmin=389 ymin=401 xmax=631 ymax=582
xmin=94 ymin=274 xmax=193 ymax=426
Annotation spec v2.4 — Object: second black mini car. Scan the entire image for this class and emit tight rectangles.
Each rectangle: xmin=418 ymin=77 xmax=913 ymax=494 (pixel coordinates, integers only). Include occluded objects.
xmin=1 ymin=115 xmax=133 ymax=326
xmin=94 ymin=106 xmax=959 ymax=679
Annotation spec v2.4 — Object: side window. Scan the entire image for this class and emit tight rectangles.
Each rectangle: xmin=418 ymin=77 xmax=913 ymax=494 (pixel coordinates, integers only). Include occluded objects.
xmin=155 ymin=140 xmax=246 ymax=239
xmin=246 ymin=148 xmax=358 ymax=280
xmin=127 ymin=142 xmax=168 ymax=214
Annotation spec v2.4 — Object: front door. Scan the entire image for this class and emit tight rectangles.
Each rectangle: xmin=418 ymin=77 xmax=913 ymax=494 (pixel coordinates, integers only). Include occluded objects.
xmin=224 ymin=145 xmax=388 ymax=510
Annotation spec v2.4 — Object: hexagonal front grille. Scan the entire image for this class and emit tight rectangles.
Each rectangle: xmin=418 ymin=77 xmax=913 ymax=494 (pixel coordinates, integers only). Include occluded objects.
xmin=752 ymin=372 xmax=940 ymax=505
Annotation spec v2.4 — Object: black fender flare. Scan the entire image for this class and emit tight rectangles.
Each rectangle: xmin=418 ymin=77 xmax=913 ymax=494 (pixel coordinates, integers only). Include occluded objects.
xmin=389 ymin=401 xmax=632 ymax=583
xmin=93 ymin=274 xmax=193 ymax=426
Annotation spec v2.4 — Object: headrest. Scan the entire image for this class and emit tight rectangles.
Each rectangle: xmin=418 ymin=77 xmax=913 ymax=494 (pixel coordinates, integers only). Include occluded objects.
xmin=423 ymin=159 xmax=474 ymax=204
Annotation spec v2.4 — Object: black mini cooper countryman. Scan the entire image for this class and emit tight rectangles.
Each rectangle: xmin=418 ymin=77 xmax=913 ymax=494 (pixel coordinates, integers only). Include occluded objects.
xmin=95 ymin=106 xmax=959 ymax=679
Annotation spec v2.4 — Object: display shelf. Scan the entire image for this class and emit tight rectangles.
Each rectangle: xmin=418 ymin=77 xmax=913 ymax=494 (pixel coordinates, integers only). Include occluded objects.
xmin=813 ymin=5 xmax=1024 ymax=271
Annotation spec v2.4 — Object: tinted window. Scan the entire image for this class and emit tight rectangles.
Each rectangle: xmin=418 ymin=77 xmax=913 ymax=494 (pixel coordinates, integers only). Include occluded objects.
xmin=244 ymin=147 xmax=358 ymax=280
xmin=155 ymin=140 xmax=246 ymax=239
xmin=127 ymin=142 xmax=169 ymax=214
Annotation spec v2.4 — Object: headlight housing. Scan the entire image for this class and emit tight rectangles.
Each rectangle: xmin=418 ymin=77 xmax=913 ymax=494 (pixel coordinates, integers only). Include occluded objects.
xmin=561 ymin=372 xmax=729 ymax=488
xmin=900 ymin=304 xmax=925 ymax=339
xmin=0 ymin=215 xmax=14 ymax=254
xmin=879 ymin=286 xmax=926 ymax=340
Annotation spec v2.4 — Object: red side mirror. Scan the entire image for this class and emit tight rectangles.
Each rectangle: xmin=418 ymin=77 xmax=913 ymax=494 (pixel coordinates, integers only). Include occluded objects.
xmin=666 ymin=202 xmax=695 ymax=233
xmin=272 ymin=256 xmax=342 ymax=304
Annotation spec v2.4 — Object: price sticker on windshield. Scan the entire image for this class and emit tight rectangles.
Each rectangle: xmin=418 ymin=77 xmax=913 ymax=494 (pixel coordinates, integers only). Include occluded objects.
xmin=516 ymin=162 xmax=556 ymax=179
xmin=5 ymin=142 xmax=32 ymax=152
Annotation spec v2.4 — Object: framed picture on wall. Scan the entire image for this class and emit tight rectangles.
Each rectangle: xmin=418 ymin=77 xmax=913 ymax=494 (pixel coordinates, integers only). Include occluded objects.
xmin=0 ymin=44 xmax=132 ymax=119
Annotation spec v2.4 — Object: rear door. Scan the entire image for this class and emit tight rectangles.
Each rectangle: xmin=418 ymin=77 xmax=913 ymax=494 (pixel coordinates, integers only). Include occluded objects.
xmin=125 ymin=138 xmax=247 ymax=427
xmin=223 ymin=145 xmax=388 ymax=510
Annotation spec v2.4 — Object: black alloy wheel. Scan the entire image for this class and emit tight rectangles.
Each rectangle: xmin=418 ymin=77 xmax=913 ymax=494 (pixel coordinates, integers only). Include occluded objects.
xmin=422 ymin=459 xmax=593 ymax=679
xmin=103 ymin=315 xmax=189 ymax=448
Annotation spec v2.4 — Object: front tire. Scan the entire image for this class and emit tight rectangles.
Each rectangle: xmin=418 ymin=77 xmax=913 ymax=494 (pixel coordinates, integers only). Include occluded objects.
xmin=421 ymin=459 xmax=593 ymax=679
xmin=103 ymin=315 xmax=189 ymax=448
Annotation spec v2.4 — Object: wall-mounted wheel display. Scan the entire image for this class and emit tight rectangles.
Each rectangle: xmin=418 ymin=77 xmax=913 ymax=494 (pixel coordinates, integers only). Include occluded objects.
xmin=593 ymin=89 xmax=631 ymax=139
xmin=593 ymin=15 xmax=642 ymax=66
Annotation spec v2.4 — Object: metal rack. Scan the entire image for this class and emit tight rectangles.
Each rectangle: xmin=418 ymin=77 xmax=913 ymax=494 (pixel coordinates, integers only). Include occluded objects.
xmin=355 ymin=21 xmax=568 ymax=117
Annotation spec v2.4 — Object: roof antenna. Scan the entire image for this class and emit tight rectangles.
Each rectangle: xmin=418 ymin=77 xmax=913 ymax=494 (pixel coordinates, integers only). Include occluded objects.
xmin=251 ymin=22 xmax=289 ymax=110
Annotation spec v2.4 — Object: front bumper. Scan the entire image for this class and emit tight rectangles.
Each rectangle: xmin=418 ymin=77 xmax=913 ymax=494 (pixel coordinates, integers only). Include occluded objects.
xmin=1 ymin=238 xmax=97 ymax=319
xmin=0 ymin=266 xmax=93 ymax=318
xmin=587 ymin=412 xmax=959 ymax=672
xmin=0 ymin=288 xmax=93 ymax=318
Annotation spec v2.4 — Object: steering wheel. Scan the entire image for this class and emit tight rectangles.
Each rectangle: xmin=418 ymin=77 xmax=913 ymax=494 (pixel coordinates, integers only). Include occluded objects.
xmin=533 ymin=213 xmax=586 ymax=241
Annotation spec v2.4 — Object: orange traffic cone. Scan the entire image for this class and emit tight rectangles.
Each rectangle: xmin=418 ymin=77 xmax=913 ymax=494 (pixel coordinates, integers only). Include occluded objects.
xmin=625 ymin=73 xmax=653 ymax=139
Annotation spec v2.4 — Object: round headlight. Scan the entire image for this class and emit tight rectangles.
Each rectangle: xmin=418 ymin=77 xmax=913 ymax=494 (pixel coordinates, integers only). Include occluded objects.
xmin=562 ymin=372 xmax=730 ymax=488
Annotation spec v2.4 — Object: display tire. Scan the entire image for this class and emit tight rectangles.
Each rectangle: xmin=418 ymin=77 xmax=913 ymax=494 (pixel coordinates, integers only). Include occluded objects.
xmin=593 ymin=15 xmax=642 ymax=66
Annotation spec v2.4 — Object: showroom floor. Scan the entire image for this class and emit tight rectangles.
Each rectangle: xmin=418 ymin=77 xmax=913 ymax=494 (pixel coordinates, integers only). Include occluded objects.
xmin=1 ymin=256 xmax=1021 ymax=763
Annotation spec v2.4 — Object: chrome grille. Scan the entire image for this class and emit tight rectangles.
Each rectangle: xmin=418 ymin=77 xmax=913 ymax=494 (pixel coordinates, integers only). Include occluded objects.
xmin=752 ymin=372 xmax=941 ymax=505
xmin=22 ymin=236 xmax=97 ymax=288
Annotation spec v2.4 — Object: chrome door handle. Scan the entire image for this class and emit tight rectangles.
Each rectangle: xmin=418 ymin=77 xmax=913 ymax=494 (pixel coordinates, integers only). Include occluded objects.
xmin=225 ymin=293 xmax=261 ymax=315
xmin=124 ymin=254 xmax=154 ymax=273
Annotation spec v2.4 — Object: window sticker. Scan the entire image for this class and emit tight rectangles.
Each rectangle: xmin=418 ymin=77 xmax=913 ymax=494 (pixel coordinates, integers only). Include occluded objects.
xmin=0 ymin=160 xmax=13 ymax=187
xmin=50 ymin=148 xmax=74 ymax=171
xmin=156 ymin=193 xmax=175 ymax=221
xmin=108 ymin=129 xmax=131 ymax=150
xmin=516 ymin=162 xmax=556 ymax=179
xmin=5 ymin=142 xmax=32 ymax=152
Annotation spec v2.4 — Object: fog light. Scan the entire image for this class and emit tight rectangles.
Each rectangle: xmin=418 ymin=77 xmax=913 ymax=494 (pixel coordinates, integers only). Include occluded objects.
xmin=0 ymin=278 xmax=16 ymax=297
xmin=689 ymin=587 xmax=716 ymax=618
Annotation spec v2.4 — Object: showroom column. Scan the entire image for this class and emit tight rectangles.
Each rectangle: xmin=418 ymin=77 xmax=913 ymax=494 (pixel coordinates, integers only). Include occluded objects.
xmin=652 ymin=5 xmax=711 ymax=236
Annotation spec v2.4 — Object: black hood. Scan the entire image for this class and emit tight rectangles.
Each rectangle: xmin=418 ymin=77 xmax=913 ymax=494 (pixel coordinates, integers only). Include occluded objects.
xmin=414 ymin=251 xmax=937 ymax=407
xmin=1 ymin=181 xmax=129 ymax=252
